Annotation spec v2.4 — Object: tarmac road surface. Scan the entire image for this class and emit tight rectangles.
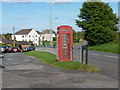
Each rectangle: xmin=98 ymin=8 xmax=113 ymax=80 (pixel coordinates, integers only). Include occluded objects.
xmin=36 ymin=47 xmax=118 ymax=80
xmin=2 ymin=52 xmax=118 ymax=88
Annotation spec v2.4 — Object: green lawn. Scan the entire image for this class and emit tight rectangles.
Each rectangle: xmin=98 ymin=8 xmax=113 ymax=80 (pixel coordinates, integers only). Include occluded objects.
xmin=25 ymin=51 xmax=100 ymax=72
xmin=89 ymin=42 xmax=119 ymax=54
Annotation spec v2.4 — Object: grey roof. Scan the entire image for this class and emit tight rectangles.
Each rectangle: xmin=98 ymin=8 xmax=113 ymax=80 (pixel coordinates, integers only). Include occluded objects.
xmin=14 ymin=29 xmax=33 ymax=35
xmin=36 ymin=31 xmax=42 ymax=34
xmin=0 ymin=36 xmax=13 ymax=44
xmin=17 ymin=41 xmax=31 ymax=45
xmin=42 ymin=29 xmax=56 ymax=34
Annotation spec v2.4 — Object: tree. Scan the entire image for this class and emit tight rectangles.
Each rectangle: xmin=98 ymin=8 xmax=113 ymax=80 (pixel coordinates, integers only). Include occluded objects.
xmin=76 ymin=31 xmax=85 ymax=41
xmin=53 ymin=37 xmax=57 ymax=41
xmin=12 ymin=41 xmax=19 ymax=47
xmin=5 ymin=33 xmax=12 ymax=40
xmin=76 ymin=2 xmax=119 ymax=46
xmin=29 ymin=41 xmax=33 ymax=44
xmin=73 ymin=30 xmax=85 ymax=43
xmin=73 ymin=30 xmax=77 ymax=43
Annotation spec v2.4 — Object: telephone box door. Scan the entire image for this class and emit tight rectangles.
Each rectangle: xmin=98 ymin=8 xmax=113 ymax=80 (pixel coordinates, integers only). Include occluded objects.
xmin=57 ymin=25 xmax=73 ymax=62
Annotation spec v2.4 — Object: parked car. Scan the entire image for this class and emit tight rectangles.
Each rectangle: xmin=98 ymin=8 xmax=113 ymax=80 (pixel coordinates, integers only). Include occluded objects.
xmin=22 ymin=47 xmax=29 ymax=52
xmin=12 ymin=47 xmax=21 ymax=52
xmin=0 ymin=53 xmax=4 ymax=58
xmin=0 ymin=46 xmax=5 ymax=53
xmin=2 ymin=46 xmax=9 ymax=53
xmin=28 ymin=46 xmax=35 ymax=51
xmin=50 ymin=45 xmax=56 ymax=48
xmin=7 ymin=46 xmax=13 ymax=53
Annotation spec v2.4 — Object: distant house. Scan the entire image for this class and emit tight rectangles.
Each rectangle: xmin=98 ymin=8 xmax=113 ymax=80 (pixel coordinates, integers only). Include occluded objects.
xmin=0 ymin=35 xmax=13 ymax=44
xmin=42 ymin=29 xmax=56 ymax=41
xmin=12 ymin=28 xmax=41 ymax=45
xmin=17 ymin=41 xmax=31 ymax=48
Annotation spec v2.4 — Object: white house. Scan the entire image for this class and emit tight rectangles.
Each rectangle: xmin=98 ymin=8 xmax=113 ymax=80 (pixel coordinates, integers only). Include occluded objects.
xmin=12 ymin=28 xmax=41 ymax=45
xmin=42 ymin=29 xmax=56 ymax=41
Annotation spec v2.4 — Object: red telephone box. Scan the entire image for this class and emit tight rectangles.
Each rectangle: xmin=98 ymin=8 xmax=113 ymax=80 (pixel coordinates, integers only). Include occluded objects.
xmin=57 ymin=25 xmax=73 ymax=62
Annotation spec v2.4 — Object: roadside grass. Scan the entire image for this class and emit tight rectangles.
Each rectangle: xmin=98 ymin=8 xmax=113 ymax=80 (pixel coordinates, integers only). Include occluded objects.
xmin=89 ymin=42 xmax=119 ymax=54
xmin=74 ymin=40 xmax=85 ymax=46
xmin=25 ymin=51 xmax=57 ymax=64
xmin=25 ymin=51 xmax=100 ymax=72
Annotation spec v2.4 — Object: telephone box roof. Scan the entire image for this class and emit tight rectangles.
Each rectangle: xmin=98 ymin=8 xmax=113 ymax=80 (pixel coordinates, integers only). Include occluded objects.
xmin=57 ymin=25 xmax=73 ymax=30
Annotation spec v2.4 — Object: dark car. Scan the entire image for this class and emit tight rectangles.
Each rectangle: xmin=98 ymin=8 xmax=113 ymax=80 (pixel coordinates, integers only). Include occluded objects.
xmin=28 ymin=46 xmax=35 ymax=51
xmin=12 ymin=47 xmax=21 ymax=52
xmin=2 ymin=46 xmax=9 ymax=53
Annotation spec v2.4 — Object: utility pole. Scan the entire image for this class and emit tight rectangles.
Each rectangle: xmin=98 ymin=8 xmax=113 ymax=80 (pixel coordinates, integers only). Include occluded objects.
xmin=49 ymin=3 xmax=52 ymax=46
xmin=13 ymin=26 xmax=15 ymax=47
xmin=41 ymin=29 xmax=44 ymax=46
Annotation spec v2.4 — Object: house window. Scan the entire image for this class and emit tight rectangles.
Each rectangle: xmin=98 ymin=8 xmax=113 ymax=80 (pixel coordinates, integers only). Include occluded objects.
xmin=29 ymin=35 xmax=31 ymax=37
xmin=36 ymin=35 xmax=37 ymax=37
xmin=42 ymin=36 xmax=44 ymax=39
xmin=22 ymin=35 xmax=24 ymax=38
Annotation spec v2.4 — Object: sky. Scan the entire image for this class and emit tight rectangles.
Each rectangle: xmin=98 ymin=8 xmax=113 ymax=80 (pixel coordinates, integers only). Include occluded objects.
xmin=0 ymin=0 xmax=119 ymax=34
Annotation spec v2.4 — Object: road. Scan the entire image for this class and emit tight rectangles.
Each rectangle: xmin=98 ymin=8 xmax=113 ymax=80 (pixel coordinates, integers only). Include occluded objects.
xmin=87 ymin=50 xmax=118 ymax=80
xmin=36 ymin=47 xmax=118 ymax=80
xmin=1 ymin=53 xmax=118 ymax=88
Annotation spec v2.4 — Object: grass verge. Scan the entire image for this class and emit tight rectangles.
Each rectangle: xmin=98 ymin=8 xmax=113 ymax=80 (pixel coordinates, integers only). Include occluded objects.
xmin=25 ymin=51 xmax=100 ymax=72
xmin=89 ymin=42 xmax=119 ymax=54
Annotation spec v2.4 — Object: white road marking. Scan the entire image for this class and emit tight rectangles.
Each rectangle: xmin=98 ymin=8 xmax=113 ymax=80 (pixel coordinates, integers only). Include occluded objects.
xmin=7 ymin=59 xmax=12 ymax=61
xmin=89 ymin=53 xmax=118 ymax=59
xmin=24 ymin=71 xmax=34 ymax=74
xmin=6 ymin=65 xmax=43 ymax=70
xmin=46 ymin=81 xmax=50 ymax=83
xmin=104 ymin=55 xmax=118 ymax=59
xmin=5 ymin=63 xmax=8 ymax=65
xmin=90 ymin=53 xmax=99 ymax=56
xmin=13 ymin=62 xmax=19 ymax=65
xmin=24 ymin=59 xmax=30 ymax=62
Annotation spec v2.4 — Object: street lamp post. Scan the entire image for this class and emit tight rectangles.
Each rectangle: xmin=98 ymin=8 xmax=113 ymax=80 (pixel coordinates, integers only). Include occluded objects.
xmin=49 ymin=3 xmax=59 ymax=46
xmin=13 ymin=26 xmax=15 ymax=47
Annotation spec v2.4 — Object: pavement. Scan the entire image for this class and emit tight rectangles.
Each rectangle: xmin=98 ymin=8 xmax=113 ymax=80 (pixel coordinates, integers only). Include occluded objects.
xmin=1 ymin=52 xmax=118 ymax=88
xmin=36 ymin=47 xmax=118 ymax=80
xmin=0 ymin=54 xmax=3 ymax=90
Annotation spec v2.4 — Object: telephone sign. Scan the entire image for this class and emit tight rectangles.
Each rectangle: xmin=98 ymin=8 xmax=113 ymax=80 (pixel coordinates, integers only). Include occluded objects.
xmin=57 ymin=25 xmax=73 ymax=62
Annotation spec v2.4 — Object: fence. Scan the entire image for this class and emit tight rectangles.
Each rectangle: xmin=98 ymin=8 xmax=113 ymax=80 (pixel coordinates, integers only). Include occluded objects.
xmin=72 ymin=45 xmax=88 ymax=64
xmin=36 ymin=43 xmax=88 ymax=64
